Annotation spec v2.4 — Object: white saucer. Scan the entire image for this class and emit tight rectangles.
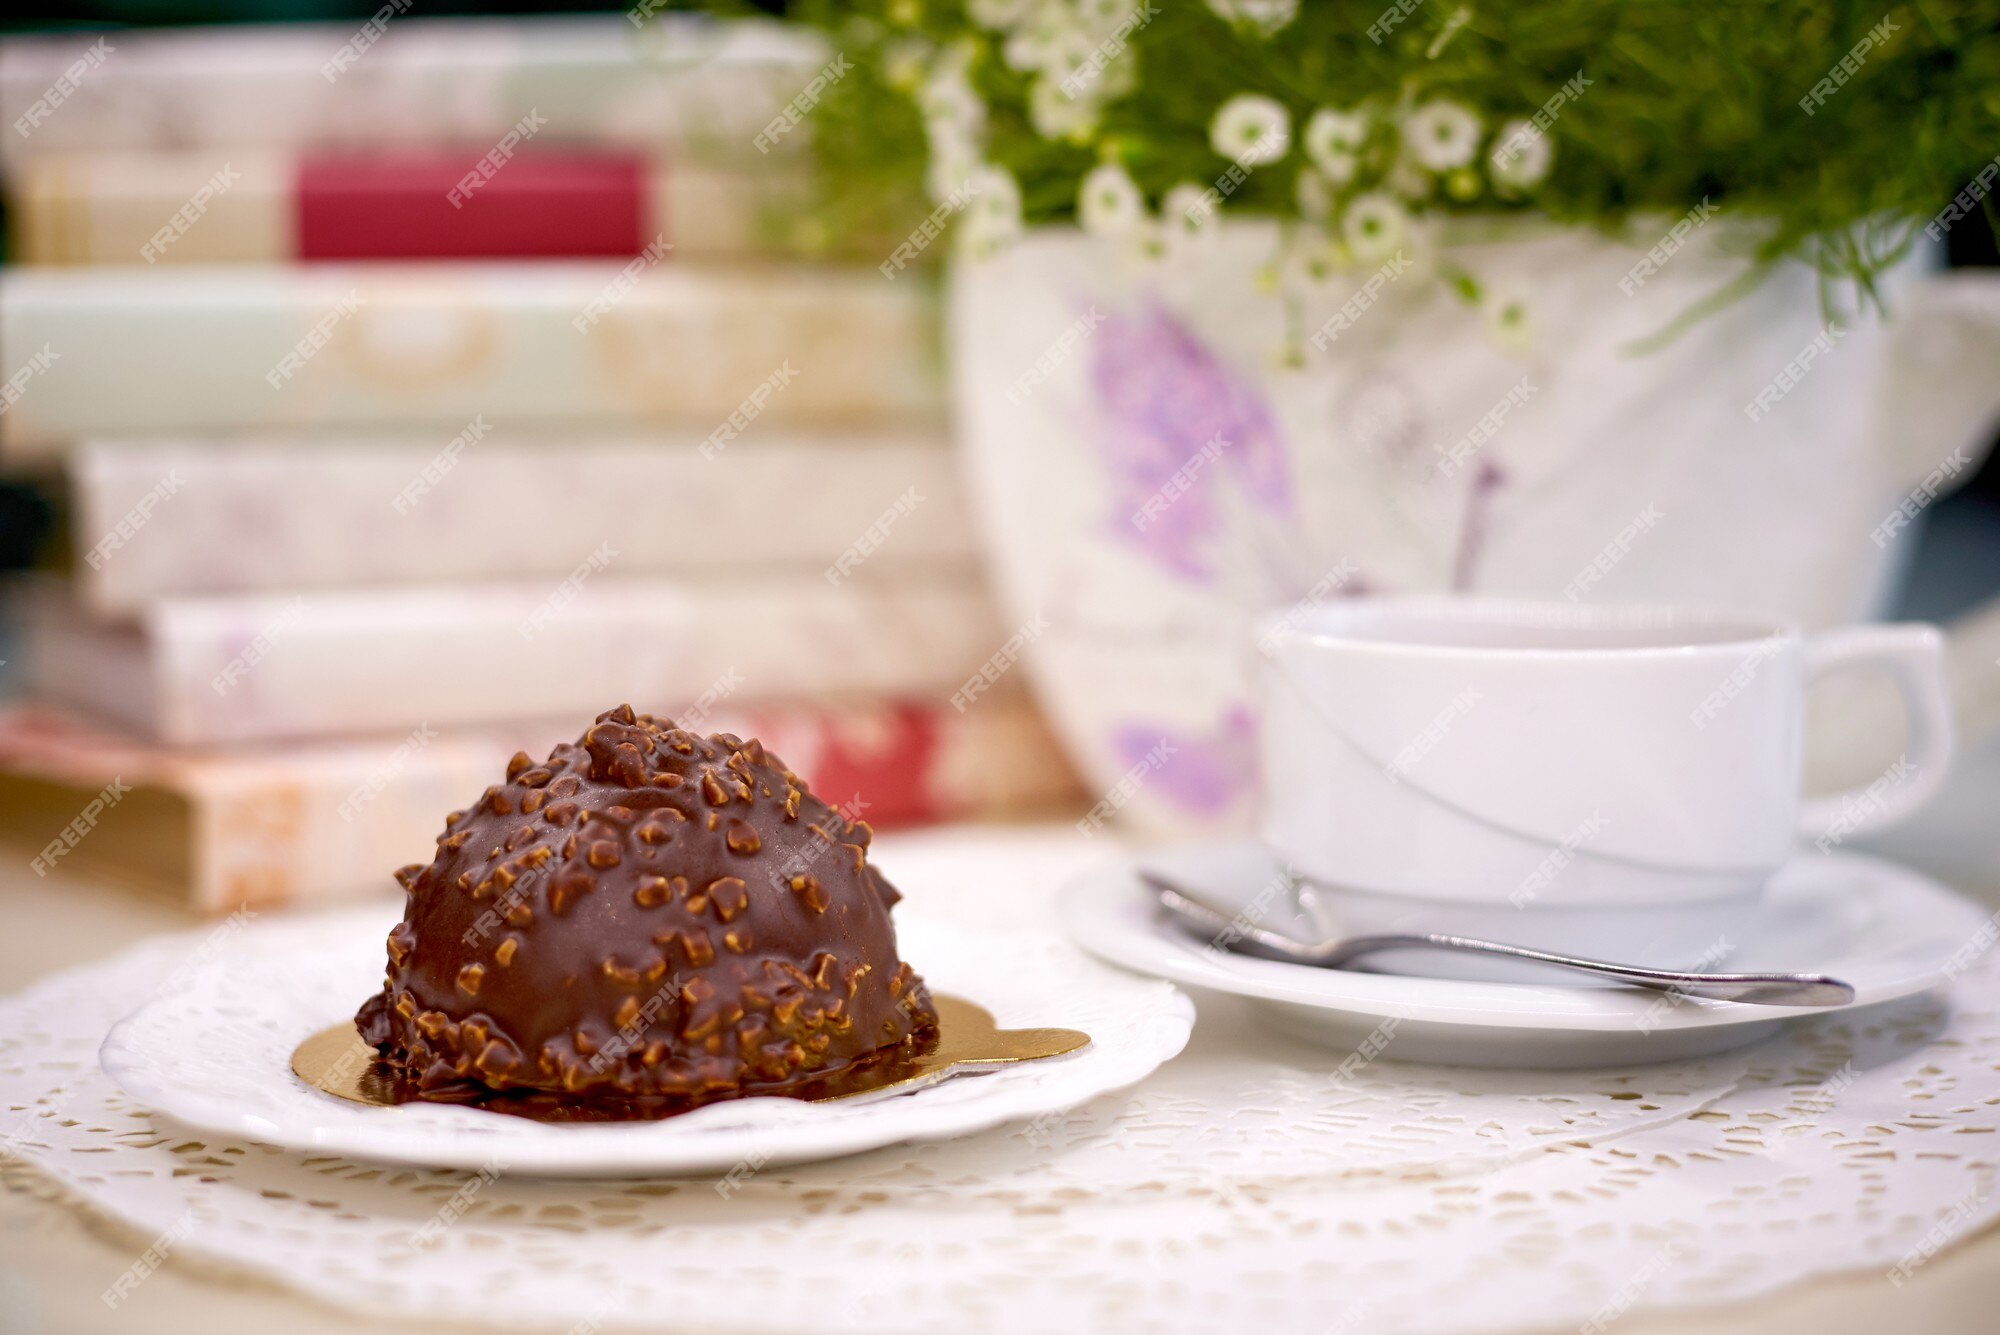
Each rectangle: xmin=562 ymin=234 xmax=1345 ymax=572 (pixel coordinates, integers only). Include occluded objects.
xmin=100 ymin=907 xmax=1193 ymax=1176
xmin=1061 ymin=841 xmax=1990 ymax=1067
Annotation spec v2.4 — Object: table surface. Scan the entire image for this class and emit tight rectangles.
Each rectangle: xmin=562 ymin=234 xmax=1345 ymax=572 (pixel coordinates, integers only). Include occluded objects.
xmin=4 ymin=814 xmax=1999 ymax=1335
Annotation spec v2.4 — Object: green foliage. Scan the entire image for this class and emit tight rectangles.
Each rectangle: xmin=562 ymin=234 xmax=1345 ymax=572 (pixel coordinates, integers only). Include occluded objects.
xmin=788 ymin=0 xmax=2000 ymax=309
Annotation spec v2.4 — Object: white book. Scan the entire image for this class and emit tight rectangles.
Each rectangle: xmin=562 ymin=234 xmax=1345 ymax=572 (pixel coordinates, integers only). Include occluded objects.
xmin=17 ymin=571 xmax=1002 ymax=746
xmin=70 ymin=433 xmax=973 ymax=613
xmin=0 ymin=16 xmax=825 ymax=164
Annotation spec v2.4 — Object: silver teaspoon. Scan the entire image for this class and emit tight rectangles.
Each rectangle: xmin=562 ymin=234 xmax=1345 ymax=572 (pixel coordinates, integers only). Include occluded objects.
xmin=1141 ymin=871 xmax=1855 ymax=1008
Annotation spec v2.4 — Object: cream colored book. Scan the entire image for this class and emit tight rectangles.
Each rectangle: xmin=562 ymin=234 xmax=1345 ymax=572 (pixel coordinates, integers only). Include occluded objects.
xmin=0 ymin=263 xmax=941 ymax=457
xmin=16 ymin=570 xmax=1001 ymax=746
xmin=67 ymin=433 xmax=971 ymax=613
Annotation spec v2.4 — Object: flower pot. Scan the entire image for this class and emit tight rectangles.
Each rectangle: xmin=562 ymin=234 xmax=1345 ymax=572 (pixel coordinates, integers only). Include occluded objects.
xmin=948 ymin=219 xmax=2000 ymax=835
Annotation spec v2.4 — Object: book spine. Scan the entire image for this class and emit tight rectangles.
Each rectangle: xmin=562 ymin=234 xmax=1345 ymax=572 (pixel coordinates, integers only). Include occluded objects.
xmin=1 ymin=18 xmax=825 ymax=165
xmin=221 ymin=698 xmax=1076 ymax=912
xmin=12 ymin=153 xmax=811 ymax=265
xmin=26 ymin=575 xmax=1006 ymax=746
xmin=71 ymin=436 xmax=973 ymax=613
xmin=0 ymin=698 xmax=1079 ymax=912
xmin=0 ymin=264 xmax=942 ymax=455
xmin=298 ymin=153 xmax=648 ymax=260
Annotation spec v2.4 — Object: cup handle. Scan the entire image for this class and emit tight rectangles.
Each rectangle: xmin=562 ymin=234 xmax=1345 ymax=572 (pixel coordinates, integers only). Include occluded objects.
xmin=1795 ymin=624 xmax=1954 ymax=847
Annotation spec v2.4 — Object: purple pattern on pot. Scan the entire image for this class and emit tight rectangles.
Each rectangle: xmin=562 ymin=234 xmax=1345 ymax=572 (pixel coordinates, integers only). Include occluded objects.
xmin=1089 ymin=304 xmax=1293 ymax=580
xmin=1111 ymin=705 xmax=1256 ymax=817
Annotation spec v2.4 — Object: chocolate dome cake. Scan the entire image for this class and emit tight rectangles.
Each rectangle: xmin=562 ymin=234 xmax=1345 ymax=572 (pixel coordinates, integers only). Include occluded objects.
xmin=355 ymin=705 xmax=939 ymax=1109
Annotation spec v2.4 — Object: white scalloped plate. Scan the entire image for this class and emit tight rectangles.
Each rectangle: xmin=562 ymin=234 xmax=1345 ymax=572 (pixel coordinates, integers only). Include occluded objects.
xmin=100 ymin=907 xmax=1193 ymax=1177
xmin=1063 ymin=843 xmax=1989 ymax=1066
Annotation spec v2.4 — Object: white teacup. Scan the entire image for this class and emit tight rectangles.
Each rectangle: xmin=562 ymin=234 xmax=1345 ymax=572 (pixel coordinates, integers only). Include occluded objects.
xmin=1256 ymin=599 xmax=1954 ymax=968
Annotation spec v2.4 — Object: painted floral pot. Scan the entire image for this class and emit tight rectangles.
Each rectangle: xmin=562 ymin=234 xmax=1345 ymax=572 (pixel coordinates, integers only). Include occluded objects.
xmin=949 ymin=218 xmax=2000 ymax=836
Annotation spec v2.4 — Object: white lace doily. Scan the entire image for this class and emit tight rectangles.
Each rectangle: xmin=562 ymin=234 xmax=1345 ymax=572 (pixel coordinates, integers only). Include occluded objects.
xmin=95 ymin=910 xmax=1195 ymax=1176
xmin=5 ymin=894 xmax=2000 ymax=1333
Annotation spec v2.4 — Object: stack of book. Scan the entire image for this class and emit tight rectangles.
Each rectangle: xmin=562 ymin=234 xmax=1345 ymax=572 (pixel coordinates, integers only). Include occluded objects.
xmin=0 ymin=15 xmax=1077 ymax=911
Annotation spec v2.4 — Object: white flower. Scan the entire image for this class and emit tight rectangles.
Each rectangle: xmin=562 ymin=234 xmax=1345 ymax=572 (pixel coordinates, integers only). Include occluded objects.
xmin=1123 ymin=218 xmax=1170 ymax=263
xmin=1304 ymin=107 xmax=1369 ymax=175
xmin=1003 ymin=21 xmax=1060 ymax=73
xmin=1091 ymin=45 xmax=1139 ymax=101
xmin=1163 ymin=180 xmax=1220 ymax=238
xmin=927 ymin=152 xmax=980 ymax=207
xmin=1078 ymin=162 xmax=1147 ymax=237
xmin=1044 ymin=27 xmax=1102 ymax=88
xmin=1004 ymin=4 xmax=1088 ymax=74
xmin=1029 ymin=75 xmax=1103 ymax=141
xmin=1205 ymin=0 xmax=1300 ymax=36
xmin=1042 ymin=28 xmax=1137 ymax=103
xmin=1488 ymin=118 xmax=1555 ymax=192
xmin=1210 ymin=94 xmax=1291 ymax=166
xmin=923 ymin=72 xmax=985 ymax=201
xmin=1295 ymin=166 xmax=1333 ymax=220
xmin=1401 ymin=99 xmax=1482 ymax=171
xmin=1342 ymin=191 xmax=1408 ymax=263
xmin=969 ymin=163 xmax=1022 ymax=216
xmin=1283 ymin=233 xmax=1343 ymax=287
xmin=1242 ymin=0 xmax=1301 ymax=33
xmin=969 ymin=0 xmax=1036 ymax=29
xmin=926 ymin=124 xmax=983 ymax=203
xmin=962 ymin=164 xmax=1025 ymax=254
xmin=1482 ymin=286 xmax=1535 ymax=351
xmin=1316 ymin=147 xmax=1358 ymax=187
xmin=881 ymin=39 xmax=932 ymax=93
xmin=919 ymin=66 xmax=985 ymax=140
xmin=1385 ymin=153 xmax=1433 ymax=200
xmin=1074 ymin=0 xmax=1135 ymax=31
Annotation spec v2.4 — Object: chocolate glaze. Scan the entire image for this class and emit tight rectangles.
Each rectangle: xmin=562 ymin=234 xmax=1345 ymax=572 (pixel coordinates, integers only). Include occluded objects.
xmin=350 ymin=1042 xmax=931 ymax=1123
xmin=355 ymin=705 xmax=939 ymax=1107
